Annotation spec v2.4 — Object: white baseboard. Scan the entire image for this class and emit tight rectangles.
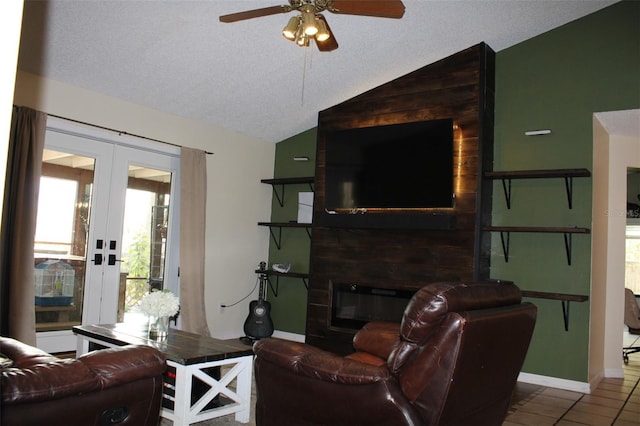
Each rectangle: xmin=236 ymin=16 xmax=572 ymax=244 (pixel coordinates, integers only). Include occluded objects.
xmin=517 ymin=372 xmax=592 ymax=394
xmin=604 ymin=368 xmax=625 ymax=378
xmin=272 ymin=330 xmax=305 ymax=342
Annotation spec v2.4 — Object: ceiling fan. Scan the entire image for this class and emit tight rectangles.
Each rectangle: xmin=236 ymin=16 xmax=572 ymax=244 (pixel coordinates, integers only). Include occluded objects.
xmin=219 ymin=0 xmax=406 ymax=52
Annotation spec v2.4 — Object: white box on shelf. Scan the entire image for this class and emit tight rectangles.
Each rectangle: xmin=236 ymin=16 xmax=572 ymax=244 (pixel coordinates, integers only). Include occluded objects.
xmin=297 ymin=192 xmax=314 ymax=224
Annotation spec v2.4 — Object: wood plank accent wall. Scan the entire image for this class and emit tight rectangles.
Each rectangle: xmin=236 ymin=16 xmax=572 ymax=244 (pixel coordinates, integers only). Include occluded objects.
xmin=306 ymin=43 xmax=496 ymax=354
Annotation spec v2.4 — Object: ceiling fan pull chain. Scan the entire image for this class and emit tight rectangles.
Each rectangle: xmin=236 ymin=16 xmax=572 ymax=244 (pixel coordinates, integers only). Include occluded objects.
xmin=301 ymin=46 xmax=309 ymax=106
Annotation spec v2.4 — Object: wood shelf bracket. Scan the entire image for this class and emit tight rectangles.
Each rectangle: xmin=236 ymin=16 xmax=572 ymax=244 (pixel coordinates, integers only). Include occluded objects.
xmin=564 ymin=176 xmax=575 ymax=209
xmin=271 ymin=184 xmax=286 ymax=208
xmin=498 ymin=231 xmax=575 ymax=265
xmin=500 ymin=178 xmax=513 ymax=210
xmin=520 ymin=290 xmax=589 ymax=332
xmin=498 ymin=176 xmax=578 ymax=210
xmin=499 ymin=230 xmax=511 ymax=263
xmin=265 ymin=275 xmax=309 ymax=297
xmin=485 ymin=227 xmax=590 ymax=266
xmin=266 ymin=276 xmax=279 ymax=297
xmin=259 ymin=223 xmax=311 ymax=250
xmin=486 ymin=168 xmax=590 ymax=210
xmin=561 ymin=300 xmax=571 ymax=332
xmin=563 ymin=232 xmax=574 ymax=266
xmin=267 ymin=225 xmax=283 ymax=250
xmin=263 ymin=178 xmax=315 ymax=207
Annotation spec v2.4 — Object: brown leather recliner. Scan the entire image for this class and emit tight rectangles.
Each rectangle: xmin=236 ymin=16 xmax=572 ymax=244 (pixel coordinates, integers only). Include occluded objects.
xmin=1 ymin=337 xmax=166 ymax=426
xmin=253 ymin=281 xmax=537 ymax=426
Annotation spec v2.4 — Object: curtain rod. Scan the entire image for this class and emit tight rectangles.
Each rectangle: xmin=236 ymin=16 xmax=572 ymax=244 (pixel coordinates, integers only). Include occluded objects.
xmin=46 ymin=112 xmax=214 ymax=155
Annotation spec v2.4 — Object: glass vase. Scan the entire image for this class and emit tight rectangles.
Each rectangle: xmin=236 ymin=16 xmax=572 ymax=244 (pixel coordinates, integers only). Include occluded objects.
xmin=148 ymin=315 xmax=169 ymax=340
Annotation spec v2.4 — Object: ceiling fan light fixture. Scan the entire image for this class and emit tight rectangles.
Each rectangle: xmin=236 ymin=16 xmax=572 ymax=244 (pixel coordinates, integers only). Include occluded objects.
xmin=221 ymin=0 xmax=407 ymax=53
xmin=301 ymin=6 xmax=318 ymax=35
xmin=282 ymin=16 xmax=301 ymax=40
xmin=296 ymin=31 xmax=310 ymax=47
xmin=314 ymin=16 xmax=330 ymax=42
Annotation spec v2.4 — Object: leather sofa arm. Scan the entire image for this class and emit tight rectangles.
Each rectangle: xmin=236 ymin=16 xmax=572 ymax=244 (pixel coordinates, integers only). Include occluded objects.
xmin=1 ymin=343 xmax=165 ymax=405
xmin=2 ymin=358 xmax=100 ymax=404
xmin=1 ymin=337 xmax=58 ymax=369
xmin=79 ymin=345 xmax=166 ymax=388
xmin=253 ymin=338 xmax=390 ymax=385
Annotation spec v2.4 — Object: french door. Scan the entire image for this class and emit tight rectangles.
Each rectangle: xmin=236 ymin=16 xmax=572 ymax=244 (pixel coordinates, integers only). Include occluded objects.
xmin=34 ymin=118 xmax=180 ymax=353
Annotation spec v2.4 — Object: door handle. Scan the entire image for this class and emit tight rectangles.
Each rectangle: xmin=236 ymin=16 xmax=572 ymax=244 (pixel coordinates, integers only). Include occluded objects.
xmin=92 ymin=253 xmax=103 ymax=265
xmin=108 ymin=254 xmax=122 ymax=266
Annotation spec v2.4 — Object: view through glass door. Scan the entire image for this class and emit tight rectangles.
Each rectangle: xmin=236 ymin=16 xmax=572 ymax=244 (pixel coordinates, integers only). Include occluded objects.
xmin=34 ymin=121 xmax=179 ymax=353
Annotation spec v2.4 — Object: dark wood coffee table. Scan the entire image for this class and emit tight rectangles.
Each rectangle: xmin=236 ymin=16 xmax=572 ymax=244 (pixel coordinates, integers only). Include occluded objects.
xmin=73 ymin=323 xmax=254 ymax=425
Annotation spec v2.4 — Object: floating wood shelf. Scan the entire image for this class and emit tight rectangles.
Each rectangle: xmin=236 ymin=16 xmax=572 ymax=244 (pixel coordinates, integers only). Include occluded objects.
xmin=483 ymin=226 xmax=590 ymax=265
xmin=484 ymin=168 xmax=591 ymax=209
xmin=521 ymin=290 xmax=589 ymax=331
xmin=258 ymin=222 xmax=312 ymax=249
xmin=484 ymin=226 xmax=590 ymax=234
xmin=256 ymin=269 xmax=309 ymax=295
xmin=261 ymin=177 xmax=314 ymax=207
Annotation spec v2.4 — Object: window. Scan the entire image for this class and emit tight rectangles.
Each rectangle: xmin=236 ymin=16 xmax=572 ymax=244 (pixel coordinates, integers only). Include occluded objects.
xmin=34 ymin=177 xmax=79 ymax=256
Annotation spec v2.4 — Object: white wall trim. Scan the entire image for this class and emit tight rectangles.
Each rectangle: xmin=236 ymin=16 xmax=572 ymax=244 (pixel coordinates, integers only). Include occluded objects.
xmin=517 ymin=372 xmax=593 ymax=394
xmin=604 ymin=368 xmax=625 ymax=379
xmin=272 ymin=330 xmax=305 ymax=342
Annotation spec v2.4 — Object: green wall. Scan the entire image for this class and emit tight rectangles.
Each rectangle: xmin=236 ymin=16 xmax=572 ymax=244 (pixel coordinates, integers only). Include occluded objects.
xmin=493 ymin=0 xmax=639 ymax=382
xmin=269 ymin=1 xmax=640 ymax=381
xmin=267 ymin=129 xmax=317 ymax=335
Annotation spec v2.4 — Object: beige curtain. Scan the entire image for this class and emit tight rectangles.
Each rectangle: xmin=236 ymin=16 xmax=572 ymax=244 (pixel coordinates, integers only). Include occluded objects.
xmin=0 ymin=106 xmax=46 ymax=344
xmin=179 ymin=147 xmax=211 ymax=336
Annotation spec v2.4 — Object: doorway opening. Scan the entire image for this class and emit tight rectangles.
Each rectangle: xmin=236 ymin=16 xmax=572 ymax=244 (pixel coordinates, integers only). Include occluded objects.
xmin=624 ymin=169 xmax=640 ymax=357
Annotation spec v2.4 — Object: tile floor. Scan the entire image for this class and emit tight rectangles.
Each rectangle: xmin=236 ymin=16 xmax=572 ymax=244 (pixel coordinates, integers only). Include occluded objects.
xmin=504 ymin=332 xmax=640 ymax=426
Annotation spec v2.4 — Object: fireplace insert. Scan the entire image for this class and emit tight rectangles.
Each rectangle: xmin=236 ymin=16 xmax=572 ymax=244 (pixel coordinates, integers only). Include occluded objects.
xmin=330 ymin=283 xmax=416 ymax=330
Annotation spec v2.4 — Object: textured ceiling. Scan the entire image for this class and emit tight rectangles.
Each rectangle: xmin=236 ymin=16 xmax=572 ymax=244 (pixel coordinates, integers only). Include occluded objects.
xmin=18 ymin=0 xmax=618 ymax=143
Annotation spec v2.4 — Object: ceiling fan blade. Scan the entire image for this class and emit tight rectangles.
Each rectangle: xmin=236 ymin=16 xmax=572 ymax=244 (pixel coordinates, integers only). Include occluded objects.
xmin=219 ymin=5 xmax=289 ymax=23
xmin=330 ymin=0 xmax=405 ymax=19
xmin=316 ymin=15 xmax=339 ymax=52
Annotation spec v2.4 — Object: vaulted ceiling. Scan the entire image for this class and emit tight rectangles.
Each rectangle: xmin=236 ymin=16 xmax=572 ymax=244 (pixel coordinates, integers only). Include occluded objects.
xmin=18 ymin=0 xmax=618 ymax=143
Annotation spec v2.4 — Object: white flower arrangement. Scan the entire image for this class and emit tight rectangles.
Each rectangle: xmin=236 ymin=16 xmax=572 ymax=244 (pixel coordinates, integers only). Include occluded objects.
xmin=138 ymin=289 xmax=180 ymax=318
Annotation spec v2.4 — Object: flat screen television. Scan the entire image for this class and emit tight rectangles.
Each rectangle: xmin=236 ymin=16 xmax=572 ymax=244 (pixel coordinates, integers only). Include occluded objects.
xmin=324 ymin=118 xmax=454 ymax=210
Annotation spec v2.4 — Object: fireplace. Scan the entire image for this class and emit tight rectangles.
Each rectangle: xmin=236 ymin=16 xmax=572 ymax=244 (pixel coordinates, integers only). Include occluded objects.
xmin=330 ymin=283 xmax=415 ymax=330
xmin=306 ymin=44 xmax=494 ymax=354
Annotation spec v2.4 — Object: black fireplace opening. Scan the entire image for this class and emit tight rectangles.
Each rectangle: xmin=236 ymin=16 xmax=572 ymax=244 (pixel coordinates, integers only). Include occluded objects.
xmin=330 ymin=283 xmax=416 ymax=330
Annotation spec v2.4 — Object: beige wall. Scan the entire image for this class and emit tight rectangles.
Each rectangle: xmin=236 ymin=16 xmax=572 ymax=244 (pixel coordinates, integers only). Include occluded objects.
xmin=13 ymin=71 xmax=276 ymax=339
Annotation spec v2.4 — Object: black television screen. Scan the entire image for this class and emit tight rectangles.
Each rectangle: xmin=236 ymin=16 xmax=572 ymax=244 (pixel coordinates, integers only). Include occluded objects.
xmin=325 ymin=118 xmax=454 ymax=210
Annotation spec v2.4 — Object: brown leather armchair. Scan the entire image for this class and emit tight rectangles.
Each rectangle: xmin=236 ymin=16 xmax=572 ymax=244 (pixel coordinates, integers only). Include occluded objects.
xmin=253 ymin=281 xmax=537 ymax=426
xmin=1 ymin=337 xmax=166 ymax=426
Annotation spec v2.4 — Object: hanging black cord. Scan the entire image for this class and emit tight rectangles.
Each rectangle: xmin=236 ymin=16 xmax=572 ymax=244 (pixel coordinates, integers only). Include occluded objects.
xmin=220 ymin=276 xmax=259 ymax=308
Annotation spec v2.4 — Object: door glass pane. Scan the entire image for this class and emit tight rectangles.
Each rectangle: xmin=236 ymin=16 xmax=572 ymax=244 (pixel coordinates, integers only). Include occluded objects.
xmin=121 ymin=165 xmax=172 ymax=325
xmin=34 ymin=149 xmax=94 ymax=332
